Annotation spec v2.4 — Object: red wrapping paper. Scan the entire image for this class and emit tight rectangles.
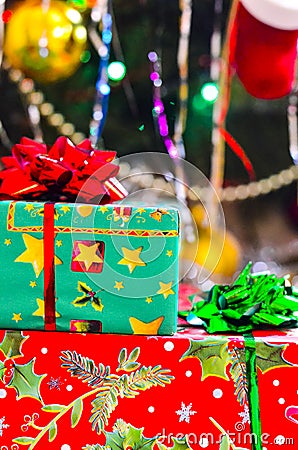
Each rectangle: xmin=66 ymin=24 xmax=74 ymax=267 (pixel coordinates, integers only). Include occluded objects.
xmin=1 ymin=328 xmax=298 ymax=449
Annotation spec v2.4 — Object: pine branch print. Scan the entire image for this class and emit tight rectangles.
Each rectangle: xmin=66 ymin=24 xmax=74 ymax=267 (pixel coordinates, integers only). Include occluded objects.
xmin=12 ymin=348 xmax=174 ymax=448
xmin=90 ymin=379 xmax=120 ymax=433
xmin=229 ymin=347 xmax=248 ymax=406
xmin=60 ymin=350 xmax=114 ymax=388
xmin=90 ymin=365 xmax=174 ymax=433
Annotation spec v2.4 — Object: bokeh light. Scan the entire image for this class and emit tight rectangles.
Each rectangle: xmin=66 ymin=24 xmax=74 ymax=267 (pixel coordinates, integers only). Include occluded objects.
xmin=200 ymin=82 xmax=219 ymax=103
xmin=107 ymin=61 xmax=126 ymax=81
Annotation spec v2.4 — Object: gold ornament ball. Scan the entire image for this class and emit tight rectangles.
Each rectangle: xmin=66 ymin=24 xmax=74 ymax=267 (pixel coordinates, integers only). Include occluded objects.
xmin=4 ymin=0 xmax=87 ymax=83
xmin=180 ymin=205 xmax=242 ymax=280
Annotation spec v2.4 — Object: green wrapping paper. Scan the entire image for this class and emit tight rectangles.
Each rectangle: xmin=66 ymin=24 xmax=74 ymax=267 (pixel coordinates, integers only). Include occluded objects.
xmin=179 ymin=262 xmax=298 ymax=333
xmin=0 ymin=200 xmax=179 ymax=335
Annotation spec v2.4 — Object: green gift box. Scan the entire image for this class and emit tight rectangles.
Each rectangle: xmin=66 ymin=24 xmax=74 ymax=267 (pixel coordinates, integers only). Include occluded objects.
xmin=0 ymin=200 xmax=179 ymax=335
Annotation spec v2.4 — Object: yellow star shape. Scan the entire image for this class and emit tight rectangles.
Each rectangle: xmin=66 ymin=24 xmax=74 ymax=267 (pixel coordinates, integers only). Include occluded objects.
xmin=60 ymin=205 xmax=70 ymax=213
xmin=99 ymin=206 xmax=109 ymax=213
xmin=136 ymin=208 xmax=146 ymax=214
xmin=114 ymin=281 xmax=124 ymax=291
xmin=146 ymin=297 xmax=153 ymax=304
xmin=118 ymin=246 xmax=146 ymax=273
xmin=24 ymin=204 xmax=34 ymax=212
xmin=12 ymin=313 xmax=22 ymax=323
xmin=157 ymin=281 xmax=175 ymax=299
xmin=15 ymin=233 xmax=62 ymax=278
xmin=29 ymin=281 xmax=37 ymax=288
xmin=56 ymin=240 xmax=63 ymax=247
xmin=129 ymin=316 xmax=164 ymax=335
xmin=73 ymin=242 xmax=103 ymax=270
xmin=4 ymin=238 xmax=11 ymax=246
xmin=33 ymin=298 xmax=61 ymax=318
xmin=166 ymin=250 xmax=173 ymax=257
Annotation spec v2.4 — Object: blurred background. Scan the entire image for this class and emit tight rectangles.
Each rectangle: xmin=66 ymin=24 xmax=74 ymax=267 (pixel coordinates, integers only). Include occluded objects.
xmin=0 ymin=0 xmax=297 ymax=283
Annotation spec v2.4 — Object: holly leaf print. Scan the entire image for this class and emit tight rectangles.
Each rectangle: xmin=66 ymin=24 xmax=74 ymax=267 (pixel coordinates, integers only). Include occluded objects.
xmin=0 ymin=330 xmax=28 ymax=359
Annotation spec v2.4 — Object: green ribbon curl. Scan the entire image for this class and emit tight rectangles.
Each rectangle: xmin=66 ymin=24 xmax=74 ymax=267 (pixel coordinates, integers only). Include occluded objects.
xmin=179 ymin=262 xmax=298 ymax=333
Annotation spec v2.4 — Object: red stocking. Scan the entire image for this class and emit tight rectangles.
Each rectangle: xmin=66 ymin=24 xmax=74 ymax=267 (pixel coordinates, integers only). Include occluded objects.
xmin=231 ymin=2 xmax=298 ymax=99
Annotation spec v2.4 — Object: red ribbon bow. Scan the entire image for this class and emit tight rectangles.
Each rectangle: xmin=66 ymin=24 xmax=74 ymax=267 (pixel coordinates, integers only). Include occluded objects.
xmin=0 ymin=136 xmax=127 ymax=203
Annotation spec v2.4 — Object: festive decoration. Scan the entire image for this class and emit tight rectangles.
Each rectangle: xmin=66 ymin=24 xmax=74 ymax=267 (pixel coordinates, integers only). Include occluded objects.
xmin=179 ymin=262 xmax=298 ymax=333
xmin=15 ymin=233 xmax=62 ymax=278
xmin=180 ymin=204 xmax=241 ymax=279
xmin=0 ymin=0 xmax=6 ymax=68
xmin=149 ymin=51 xmax=177 ymax=159
xmin=4 ymin=0 xmax=87 ymax=84
xmin=0 ymin=136 xmax=126 ymax=204
xmin=181 ymin=330 xmax=295 ymax=449
xmin=107 ymin=61 xmax=126 ymax=82
xmin=148 ymin=0 xmax=192 ymax=162
xmin=0 ymin=330 xmax=45 ymax=405
xmin=0 ymin=201 xmax=179 ymax=334
xmin=148 ymin=0 xmax=192 ymax=213
xmin=231 ymin=1 xmax=298 ymax=99
xmin=4 ymin=57 xmax=298 ymax=204
xmin=200 ymin=82 xmax=219 ymax=103
xmin=72 ymin=281 xmax=104 ymax=312
xmin=88 ymin=0 xmax=113 ymax=146
xmin=209 ymin=0 xmax=239 ymax=224
xmin=0 ymin=328 xmax=298 ymax=449
xmin=173 ymin=0 xmax=192 ymax=161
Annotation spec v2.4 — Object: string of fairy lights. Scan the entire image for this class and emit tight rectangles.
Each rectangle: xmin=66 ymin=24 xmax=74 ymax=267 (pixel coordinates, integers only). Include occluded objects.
xmin=3 ymin=58 xmax=298 ymax=202
xmin=0 ymin=0 xmax=297 ymax=204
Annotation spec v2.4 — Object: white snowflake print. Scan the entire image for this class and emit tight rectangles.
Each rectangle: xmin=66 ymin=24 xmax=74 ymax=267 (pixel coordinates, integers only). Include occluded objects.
xmin=0 ymin=416 xmax=9 ymax=436
xmin=239 ymin=404 xmax=250 ymax=424
xmin=47 ymin=376 xmax=63 ymax=390
xmin=176 ymin=402 xmax=197 ymax=423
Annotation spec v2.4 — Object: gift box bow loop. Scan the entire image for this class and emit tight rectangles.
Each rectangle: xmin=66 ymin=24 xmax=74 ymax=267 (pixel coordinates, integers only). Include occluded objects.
xmin=0 ymin=136 xmax=126 ymax=203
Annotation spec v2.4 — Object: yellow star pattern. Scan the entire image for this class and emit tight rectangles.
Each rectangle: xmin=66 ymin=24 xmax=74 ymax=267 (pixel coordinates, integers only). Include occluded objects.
xmin=129 ymin=316 xmax=164 ymax=334
xmin=24 ymin=204 xmax=34 ymax=212
xmin=12 ymin=313 xmax=22 ymax=323
xmin=99 ymin=206 xmax=109 ymax=213
xmin=4 ymin=238 xmax=11 ymax=246
xmin=114 ymin=281 xmax=124 ymax=291
xmin=146 ymin=297 xmax=153 ymax=304
xmin=166 ymin=250 xmax=173 ymax=257
xmin=15 ymin=234 xmax=62 ymax=278
xmin=29 ymin=281 xmax=37 ymax=288
xmin=118 ymin=246 xmax=146 ymax=273
xmin=56 ymin=240 xmax=63 ymax=247
xmin=60 ymin=205 xmax=70 ymax=213
xmin=136 ymin=208 xmax=146 ymax=214
xmin=73 ymin=242 xmax=103 ymax=270
xmin=33 ymin=298 xmax=61 ymax=318
xmin=157 ymin=281 xmax=175 ymax=299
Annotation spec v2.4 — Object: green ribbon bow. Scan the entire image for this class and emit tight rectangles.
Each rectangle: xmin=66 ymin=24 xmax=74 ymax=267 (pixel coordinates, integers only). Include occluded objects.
xmin=180 ymin=262 xmax=298 ymax=333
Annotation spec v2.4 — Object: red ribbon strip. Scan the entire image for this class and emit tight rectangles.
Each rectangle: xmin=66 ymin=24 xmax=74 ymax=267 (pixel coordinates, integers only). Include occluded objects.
xmin=0 ymin=136 xmax=127 ymax=203
xmin=219 ymin=127 xmax=256 ymax=181
xmin=44 ymin=203 xmax=56 ymax=331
